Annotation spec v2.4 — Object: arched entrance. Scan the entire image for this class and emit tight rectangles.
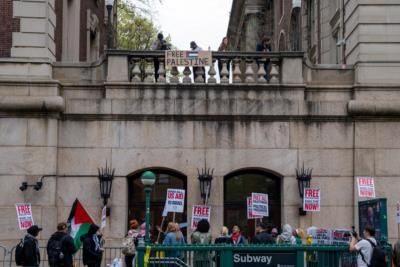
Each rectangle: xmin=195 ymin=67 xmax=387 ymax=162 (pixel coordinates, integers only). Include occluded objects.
xmin=224 ymin=168 xmax=281 ymax=241
xmin=127 ymin=168 xmax=187 ymax=241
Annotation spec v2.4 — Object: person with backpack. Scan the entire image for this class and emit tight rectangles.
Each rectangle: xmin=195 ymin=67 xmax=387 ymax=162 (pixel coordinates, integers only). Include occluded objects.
xmin=122 ymin=219 xmax=140 ymax=267
xmin=81 ymin=224 xmax=104 ymax=267
xmin=191 ymin=219 xmax=212 ymax=266
xmin=47 ymin=222 xmax=76 ymax=267
xmin=350 ymin=225 xmax=386 ymax=267
xmin=151 ymin=32 xmax=170 ymax=82
xmin=15 ymin=225 xmax=42 ymax=267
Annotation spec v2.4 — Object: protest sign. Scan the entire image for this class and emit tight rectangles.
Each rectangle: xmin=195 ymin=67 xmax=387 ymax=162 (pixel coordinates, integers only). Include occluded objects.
xmin=165 ymin=50 xmax=212 ymax=68
xmin=247 ymin=197 xmax=263 ymax=219
xmin=303 ymin=188 xmax=320 ymax=212
xmin=307 ymin=227 xmax=332 ymax=245
xmin=251 ymin=193 xmax=269 ymax=217
xmin=101 ymin=206 xmax=107 ymax=229
xmin=357 ymin=177 xmax=375 ymax=198
xmin=15 ymin=203 xmax=34 ymax=230
xmin=165 ymin=189 xmax=185 ymax=213
xmin=331 ymin=229 xmax=352 ymax=245
xmin=191 ymin=205 xmax=211 ymax=229
xmin=397 ymin=202 xmax=400 ymax=224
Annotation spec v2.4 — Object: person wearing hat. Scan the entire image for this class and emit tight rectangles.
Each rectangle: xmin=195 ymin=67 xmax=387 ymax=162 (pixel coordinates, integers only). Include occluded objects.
xmin=253 ymin=222 xmax=275 ymax=244
xmin=81 ymin=224 xmax=104 ymax=267
xmin=23 ymin=225 xmax=42 ymax=267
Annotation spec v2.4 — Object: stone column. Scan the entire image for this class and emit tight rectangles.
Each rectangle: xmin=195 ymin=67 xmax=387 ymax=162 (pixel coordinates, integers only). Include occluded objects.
xmin=11 ymin=0 xmax=56 ymax=61
xmin=243 ymin=3 xmax=265 ymax=52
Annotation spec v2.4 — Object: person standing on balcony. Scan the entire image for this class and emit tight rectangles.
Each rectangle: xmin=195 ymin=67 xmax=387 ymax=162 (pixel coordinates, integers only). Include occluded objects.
xmin=151 ymin=33 xmax=170 ymax=82
xmin=349 ymin=225 xmax=377 ymax=267
xmin=218 ymin=37 xmax=231 ymax=80
xmin=231 ymin=225 xmax=247 ymax=244
xmin=256 ymin=36 xmax=272 ymax=81
xmin=190 ymin=41 xmax=206 ymax=82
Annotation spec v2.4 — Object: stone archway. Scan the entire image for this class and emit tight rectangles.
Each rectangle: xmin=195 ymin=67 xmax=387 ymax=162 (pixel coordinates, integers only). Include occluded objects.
xmin=224 ymin=168 xmax=282 ymax=242
xmin=127 ymin=167 xmax=187 ymax=242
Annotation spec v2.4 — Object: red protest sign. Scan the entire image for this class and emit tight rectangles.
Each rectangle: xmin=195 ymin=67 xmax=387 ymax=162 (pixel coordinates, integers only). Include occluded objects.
xmin=247 ymin=197 xmax=263 ymax=219
xmin=191 ymin=205 xmax=211 ymax=229
xmin=303 ymin=188 xmax=320 ymax=212
xmin=15 ymin=203 xmax=34 ymax=230
xmin=357 ymin=177 xmax=375 ymax=198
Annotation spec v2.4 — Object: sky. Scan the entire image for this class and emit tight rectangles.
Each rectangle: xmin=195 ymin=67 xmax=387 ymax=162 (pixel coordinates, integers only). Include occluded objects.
xmin=152 ymin=0 xmax=233 ymax=50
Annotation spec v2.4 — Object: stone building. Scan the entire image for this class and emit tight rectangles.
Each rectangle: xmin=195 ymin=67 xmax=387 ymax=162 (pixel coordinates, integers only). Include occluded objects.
xmin=1 ymin=0 xmax=400 ymax=251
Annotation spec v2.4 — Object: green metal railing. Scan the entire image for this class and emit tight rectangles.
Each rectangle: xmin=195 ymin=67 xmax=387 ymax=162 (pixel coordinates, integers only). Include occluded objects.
xmin=136 ymin=244 xmax=393 ymax=267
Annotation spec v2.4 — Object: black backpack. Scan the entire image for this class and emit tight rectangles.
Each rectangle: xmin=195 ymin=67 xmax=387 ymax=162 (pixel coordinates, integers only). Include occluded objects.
xmin=360 ymin=239 xmax=387 ymax=267
xmin=15 ymin=238 xmax=25 ymax=266
xmin=47 ymin=235 xmax=67 ymax=266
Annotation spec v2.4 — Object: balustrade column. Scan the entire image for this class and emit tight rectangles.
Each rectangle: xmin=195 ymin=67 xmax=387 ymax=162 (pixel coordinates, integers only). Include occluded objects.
xmin=144 ymin=57 xmax=155 ymax=83
xmin=220 ymin=59 xmax=229 ymax=84
xmin=207 ymin=59 xmax=217 ymax=84
xmin=233 ymin=58 xmax=242 ymax=83
xmin=269 ymin=62 xmax=280 ymax=84
xmin=245 ymin=59 xmax=255 ymax=83
xmin=170 ymin=66 xmax=179 ymax=83
xmin=182 ymin=67 xmax=192 ymax=84
xmin=130 ymin=58 xmax=141 ymax=83
xmin=157 ymin=57 xmax=166 ymax=83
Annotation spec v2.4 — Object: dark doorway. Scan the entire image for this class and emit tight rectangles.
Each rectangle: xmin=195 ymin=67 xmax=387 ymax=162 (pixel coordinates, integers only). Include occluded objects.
xmin=224 ymin=168 xmax=281 ymax=242
xmin=128 ymin=168 xmax=187 ymax=242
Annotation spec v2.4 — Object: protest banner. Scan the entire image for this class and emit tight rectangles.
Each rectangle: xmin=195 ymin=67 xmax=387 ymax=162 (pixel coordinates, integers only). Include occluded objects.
xmin=303 ymin=188 xmax=320 ymax=212
xmin=247 ymin=197 xmax=263 ymax=219
xmin=165 ymin=50 xmax=212 ymax=68
xmin=165 ymin=189 xmax=185 ymax=213
xmin=15 ymin=203 xmax=34 ymax=230
xmin=357 ymin=177 xmax=375 ymax=198
xmin=191 ymin=205 xmax=211 ymax=229
xmin=251 ymin=193 xmax=269 ymax=217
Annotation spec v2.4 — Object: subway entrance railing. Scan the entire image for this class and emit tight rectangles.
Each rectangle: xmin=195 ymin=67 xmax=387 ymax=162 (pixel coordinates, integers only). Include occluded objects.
xmin=136 ymin=244 xmax=393 ymax=267
xmin=106 ymin=50 xmax=304 ymax=85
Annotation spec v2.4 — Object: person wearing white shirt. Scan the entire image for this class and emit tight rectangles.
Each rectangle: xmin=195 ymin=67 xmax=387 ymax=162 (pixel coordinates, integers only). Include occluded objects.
xmin=349 ymin=225 xmax=377 ymax=267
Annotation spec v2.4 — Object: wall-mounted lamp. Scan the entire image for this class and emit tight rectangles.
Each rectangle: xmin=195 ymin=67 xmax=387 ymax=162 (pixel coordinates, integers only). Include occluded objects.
xmin=197 ymin=167 xmax=213 ymax=205
xmin=296 ymin=163 xmax=312 ymax=216
xmin=98 ymin=162 xmax=115 ymax=206
xmin=19 ymin=175 xmax=52 ymax=191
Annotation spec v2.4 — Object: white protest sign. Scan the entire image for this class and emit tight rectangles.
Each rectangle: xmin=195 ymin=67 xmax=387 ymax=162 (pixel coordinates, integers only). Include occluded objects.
xmin=251 ymin=193 xmax=268 ymax=217
xmin=162 ymin=202 xmax=168 ymax=217
xmin=191 ymin=205 xmax=211 ymax=229
xmin=247 ymin=197 xmax=263 ymax=219
xmin=101 ymin=206 xmax=107 ymax=229
xmin=357 ymin=177 xmax=376 ymax=198
xmin=397 ymin=202 xmax=400 ymax=224
xmin=307 ymin=227 xmax=332 ymax=245
xmin=303 ymin=188 xmax=321 ymax=212
xmin=165 ymin=189 xmax=185 ymax=213
xmin=15 ymin=203 xmax=34 ymax=230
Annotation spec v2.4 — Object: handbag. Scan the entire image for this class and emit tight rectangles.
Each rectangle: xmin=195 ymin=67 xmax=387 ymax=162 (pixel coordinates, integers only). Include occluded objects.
xmin=121 ymin=236 xmax=136 ymax=256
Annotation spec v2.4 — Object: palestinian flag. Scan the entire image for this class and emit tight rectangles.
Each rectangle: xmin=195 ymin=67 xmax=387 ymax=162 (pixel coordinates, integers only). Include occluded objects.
xmin=67 ymin=199 xmax=94 ymax=250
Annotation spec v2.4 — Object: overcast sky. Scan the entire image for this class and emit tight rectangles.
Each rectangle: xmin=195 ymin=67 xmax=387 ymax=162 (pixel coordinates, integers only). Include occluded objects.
xmin=152 ymin=0 xmax=233 ymax=50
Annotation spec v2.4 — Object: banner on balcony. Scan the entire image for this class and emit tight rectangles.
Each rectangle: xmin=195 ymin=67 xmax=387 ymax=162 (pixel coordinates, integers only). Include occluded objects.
xmin=165 ymin=50 xmax=212 ymax=68
xmin=251 ymin=193 xmax=268 ymax=217
xmin=357 ymin=176 xmax=375 ymax=198
xmin=15 ymin=203 xmax=34 ymax=230
xmin=191 ymin=205 xmax=211 ymax=229
xmin=247 ymin=197 xmax=263 ymax=219
xmin=165 ymin=188 xmax=185 ymax=213
xmin=303 ymin=188 xmax=320 ymax=212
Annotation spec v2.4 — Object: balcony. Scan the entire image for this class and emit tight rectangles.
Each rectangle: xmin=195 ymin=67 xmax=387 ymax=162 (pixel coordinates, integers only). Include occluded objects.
xmin=106 ymin=50 xmax=304 ymax=85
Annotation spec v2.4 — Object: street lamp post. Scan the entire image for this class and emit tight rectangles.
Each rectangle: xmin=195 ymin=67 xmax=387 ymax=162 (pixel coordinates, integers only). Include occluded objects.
xmin=105 ymin=0 xmax=114 ymax=48
xmin=140 ymin=171 xmax=156 ymax=244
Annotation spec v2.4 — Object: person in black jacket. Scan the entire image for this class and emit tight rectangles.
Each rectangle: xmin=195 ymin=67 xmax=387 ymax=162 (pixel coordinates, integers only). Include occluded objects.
xmin=253 ymin=222 xmax=275 ymax=244
xmin=81 ymin=224 xmax=103 ymax=267
xmin=23 ymin=225 xmax=42 ymax=267
xmin=47 ymin=222 xmax=77 ymax=267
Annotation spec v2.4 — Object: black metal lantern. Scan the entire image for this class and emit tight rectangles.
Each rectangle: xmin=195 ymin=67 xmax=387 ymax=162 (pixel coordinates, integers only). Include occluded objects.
xmin=296 ymin=163 xmax=312 ymax=216
xmin=197 ymin=168 xmax=214 ymax=205
xmin=98 ymin=162 xmax=115 ymax=206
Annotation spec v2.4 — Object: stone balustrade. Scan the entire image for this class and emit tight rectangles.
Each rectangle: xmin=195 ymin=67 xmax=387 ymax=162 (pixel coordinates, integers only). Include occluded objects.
xmin=106 ymin=50 xmax=304 ymax=85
